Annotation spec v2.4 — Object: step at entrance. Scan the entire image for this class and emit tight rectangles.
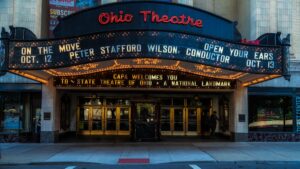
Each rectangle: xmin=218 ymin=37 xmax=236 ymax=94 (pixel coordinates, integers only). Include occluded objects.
xmin=118 ymin=158 xmax=150 ymax=164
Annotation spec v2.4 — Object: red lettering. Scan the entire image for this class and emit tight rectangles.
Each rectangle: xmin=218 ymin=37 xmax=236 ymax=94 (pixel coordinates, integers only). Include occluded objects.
xmin=161 ymin=15 xmax=169 ymax=23
xmin=98 ymin=11 xmax=133 ymax=25
xmin=140 ymin=10 xmax=151 ymax=22
xmin=99 ymin=10 xmax=203 ymax=28
xmin=147 ymin=11 xmax=202 ymax=28
xmin=124 ymin=14 xmax=133 ymax=22
xmin=178 ymin=15 xmax=186 ymax=24
xmin=170 ymin=16 xmax=179 ymax=24
xmin=98 ymin=13 xmax=110 ymax=25
xmin=194 ymin=19 xmax=203 ymax=28
xmin=185 ymin=16 xmax=194 ymax=25
xmin=110 ymin=12 xmax=120 ymax=23
xmin=151 ymin=11 xmax=159 ymax=22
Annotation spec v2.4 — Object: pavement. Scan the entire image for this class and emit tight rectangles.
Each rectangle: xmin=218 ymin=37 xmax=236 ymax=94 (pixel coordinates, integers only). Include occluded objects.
xmin=1 ymin=142 xmax=300 ymax=165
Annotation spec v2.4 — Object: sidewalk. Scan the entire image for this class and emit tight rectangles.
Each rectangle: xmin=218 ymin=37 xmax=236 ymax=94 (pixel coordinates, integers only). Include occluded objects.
xmin=1 ymin=142 xmax=300 ymax=164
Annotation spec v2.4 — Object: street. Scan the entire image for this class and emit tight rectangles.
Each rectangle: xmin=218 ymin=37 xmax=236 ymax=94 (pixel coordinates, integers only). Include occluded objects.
xmin=1 ymin=162 xmax=300 ymax=169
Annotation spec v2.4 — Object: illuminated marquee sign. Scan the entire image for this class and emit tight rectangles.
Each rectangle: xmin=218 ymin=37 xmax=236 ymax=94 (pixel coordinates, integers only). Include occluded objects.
xmin=9 ymin=31 xmax=282 ymax=74
xmin=53 ymin=1 xmax=240 ymax=41
xmin=54 ymin=69 xmax=236 ymax=89
xmin=98 ymin=10 xmax=203 ymax=28
xmin=0 ymin=39 xmax=5 ymax=69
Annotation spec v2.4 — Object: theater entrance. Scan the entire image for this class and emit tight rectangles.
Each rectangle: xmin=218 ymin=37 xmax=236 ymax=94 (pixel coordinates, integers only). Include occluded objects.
xmin=131 ymin=102 xmax=160 ymax=141
xmin=160 ymin=98 xmax=211 ymax=136
xmin=77 ymin=98 xmax=131 ymax=135
xmin=75 ymin=95 xmax=219 ymax=138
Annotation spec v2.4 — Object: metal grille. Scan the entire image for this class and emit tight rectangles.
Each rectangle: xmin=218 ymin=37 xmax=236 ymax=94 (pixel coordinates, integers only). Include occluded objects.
xmin=296 ymin=96 xmax=300 ymax=133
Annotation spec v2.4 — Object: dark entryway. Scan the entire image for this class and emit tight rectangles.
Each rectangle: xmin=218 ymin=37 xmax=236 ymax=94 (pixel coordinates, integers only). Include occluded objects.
xmin=131 ymin=101 xmax=160 ymax=141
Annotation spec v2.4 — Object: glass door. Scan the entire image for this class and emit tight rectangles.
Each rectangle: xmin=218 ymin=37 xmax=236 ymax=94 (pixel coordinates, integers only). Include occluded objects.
xmin=77 ymin=107 xmax=90 ymax=135
xmin=104 ymin=106 xmax=131 ymax=135
xmin=136 ymin=103 xmax=156 ymax=121
xmin=186 ymin=108 xmax=201 ymax=135
xmin=134 ymin=103 xmax=158 ymax=140
xmin=173 ymin=107 xmax=185 ymax=135
xmin=172 ymin=107 xmax=201 ymax=136
xmin=119 ymin=106 xmax=130 ymax=135
xmin=160 ymin=107 xmax=171 ymax=135
xmin=77 ymin=98 xmax=131 ymax=136
xmin=77 ymin=106 xmax=105 ymax=135
xmin=105 ymin=107 xmax=117 ymax=134
xmin=91 ymin=107 xmax=103 ymax=135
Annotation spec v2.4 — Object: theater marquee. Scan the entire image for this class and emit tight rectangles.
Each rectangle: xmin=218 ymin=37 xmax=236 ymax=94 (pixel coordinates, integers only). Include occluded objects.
xmin=9 ymin=31 xmax=282 ymax=74
xmin=0 ymin=1 xmax=289 ymax=83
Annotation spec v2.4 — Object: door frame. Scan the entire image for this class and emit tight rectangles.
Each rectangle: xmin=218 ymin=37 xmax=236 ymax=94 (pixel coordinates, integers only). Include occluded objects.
xmin=160 ymin=106 xmax=172 ymax=136
xmin=161 ymin=106 xmax=202 ymax=136
xmin=117 ymin=106 xmax=131 ymax=135
xmin=185 ymin=107 xmax=202 ymax=136
xmin=77 ymin=104 xmax=131 ymax=135
xmin=90 ymin=106 xmax=104 ymax=135
xmin=77 ymin=106 xmax=89 ymax=135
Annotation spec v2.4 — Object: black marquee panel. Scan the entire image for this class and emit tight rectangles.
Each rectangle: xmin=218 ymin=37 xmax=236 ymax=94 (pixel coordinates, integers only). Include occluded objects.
xmin=9 ymin=31 xmax=282 ymax=74
xmin=0 ymin=37 xmax=9 ymax=76
xmin=0 ymin=39 xmax=5 ymax=71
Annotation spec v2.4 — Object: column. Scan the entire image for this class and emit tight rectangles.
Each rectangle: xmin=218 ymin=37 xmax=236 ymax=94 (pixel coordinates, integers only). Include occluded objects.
xmin=40 ymin=78 xmax=60 ymax=143
xmin=70 ymin=94 xmax=77 ymax=131
xmin=101 ymin=0 xmax=117 ymax=5
xmin=231 ymin=82 xmax=248 ymax=141
xmin=176 ymin=0 xmax=193 ymax=6
xmin=212 ymin=96 xmax=219 ymax=132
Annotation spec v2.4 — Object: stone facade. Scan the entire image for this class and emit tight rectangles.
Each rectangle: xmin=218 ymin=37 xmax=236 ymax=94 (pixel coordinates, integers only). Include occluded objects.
xmin=250 ymin=0 xmax=300 ymax=106
xmin=193 ymin=0 xmax=237 ymax=21
xmin=0 ymin=0 xmax=47 ymax=38
xmin=0 ymin=0 xmax=48 ymax=83
xmin=251 ymin=0 xmax=300 ymax=60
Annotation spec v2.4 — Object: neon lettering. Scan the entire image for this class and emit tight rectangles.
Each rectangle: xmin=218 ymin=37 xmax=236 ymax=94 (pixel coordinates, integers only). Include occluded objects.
xmin=98 ymin=10 xmax=203 ymax=28
xmin=98 ymin=11 xmax=133 ymax=25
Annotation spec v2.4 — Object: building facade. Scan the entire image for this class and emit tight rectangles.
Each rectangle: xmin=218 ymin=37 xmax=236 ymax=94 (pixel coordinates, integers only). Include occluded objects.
xmin=0 ymin=0 xmax=299 ymax=143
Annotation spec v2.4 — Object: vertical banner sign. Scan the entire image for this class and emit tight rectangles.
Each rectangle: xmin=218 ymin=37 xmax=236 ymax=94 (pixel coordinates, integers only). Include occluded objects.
xmin=48 ymin=0 xmax=101 ymax=37
xmin=296 ymin=96 xmax=300 ymax=133
xmin=0 ymin=38 xmax=6 ymax=73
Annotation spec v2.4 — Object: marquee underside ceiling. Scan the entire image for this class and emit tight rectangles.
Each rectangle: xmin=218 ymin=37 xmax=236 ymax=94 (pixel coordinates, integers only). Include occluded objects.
xmin=9 ymin=58 xmax=280 ymax=87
